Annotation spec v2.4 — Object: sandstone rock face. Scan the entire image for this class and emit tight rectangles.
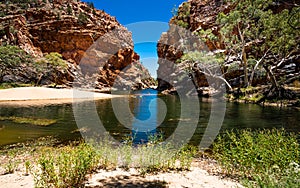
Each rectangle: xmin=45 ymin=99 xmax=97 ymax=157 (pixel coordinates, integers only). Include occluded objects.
xmin=157 ymin=0 xmax=229 ymax=93
xmin=0 ymin=0 xmax=154 ymax=90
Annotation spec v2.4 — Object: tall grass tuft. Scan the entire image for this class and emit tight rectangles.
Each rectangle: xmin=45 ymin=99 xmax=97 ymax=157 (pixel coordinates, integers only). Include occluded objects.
xmin=34 ymin=143 xmax=97 ymax=188
xmin=212 ymin=128 xmax=300 ymax=187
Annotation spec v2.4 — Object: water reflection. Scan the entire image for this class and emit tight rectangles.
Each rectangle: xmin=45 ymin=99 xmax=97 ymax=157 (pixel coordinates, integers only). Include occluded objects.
xmin=0 ymin=90 xmax=299 ymax=147
xmin=131 ymin=90 xmax=158 ymax=143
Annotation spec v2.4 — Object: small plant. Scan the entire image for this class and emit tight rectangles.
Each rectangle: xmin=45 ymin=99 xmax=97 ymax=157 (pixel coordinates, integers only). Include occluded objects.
xmin=86 ymin=1 xmax=94 ymax=9
xmin=0 ymin=45 xmax=34 ymax=82
xmin=0 ymin=45 xmax=32 ymax=67
xmin=34 ymin=143 xmax=97 ymax=188
xmin=42 ymin=52 xmax=67 ymax=68
xmin=173 ymin=2 xmax=191 ymax=28
xmin=24 ymin=161 xmax=31 ymax=176
xmin=0 ymin=82 xmax=33 ymax=89
xmin=4 ymin=150 xmax=19 ymax=174
xmin=77 ymin=12 xmax=88 ymax=26
xmin=4 ymin=159 xmax=18 ymax=174
xmin=66 ymin=3 xmax=72 ymax=15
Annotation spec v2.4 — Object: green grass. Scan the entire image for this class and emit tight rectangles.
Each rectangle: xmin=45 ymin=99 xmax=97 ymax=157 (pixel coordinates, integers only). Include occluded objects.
xmin=0 ymin=82 xmax=33 ymax=89
xmin=34 ymin=143 xmax=97 ymax=188
xmin=0 ymin=116 xmax=57 ymax=126
xmin=212 ymin=128 xmax=300 ymax=187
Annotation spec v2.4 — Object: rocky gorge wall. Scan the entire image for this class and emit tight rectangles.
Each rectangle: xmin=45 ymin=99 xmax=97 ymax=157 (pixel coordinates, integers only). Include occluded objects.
xmin=157 ymin=0 xmax=299 ymax=97
xmin=0 ymin=0 xmax=154 ymax=90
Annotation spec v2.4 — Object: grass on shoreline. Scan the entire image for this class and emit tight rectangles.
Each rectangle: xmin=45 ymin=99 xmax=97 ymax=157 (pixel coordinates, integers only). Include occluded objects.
xmin=0 ymin=129 xmax=299 ymax=187
xmin=212 ymin=128 xmax=300 ymax=187
xmin=0 ymin=135 xmax=196 ymax=187
xmin=0 ymin=116 xmax=57 ymax=126
xmin=0 ymin=82 xmax=33 ymax=89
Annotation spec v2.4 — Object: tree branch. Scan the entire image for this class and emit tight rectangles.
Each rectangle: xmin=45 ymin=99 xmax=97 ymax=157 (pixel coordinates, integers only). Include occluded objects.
xmin=249 ymin=48 xmax=271 ymax=86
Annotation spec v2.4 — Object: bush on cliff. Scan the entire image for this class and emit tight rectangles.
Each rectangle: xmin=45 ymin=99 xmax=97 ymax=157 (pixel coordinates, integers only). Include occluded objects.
xmin=36 ymin=52 xmax=69 ymax=86
xmin=0 ymin=45 xmax=34 ymax=82
xmin=0 ymin=45 xmax=32 ymax=67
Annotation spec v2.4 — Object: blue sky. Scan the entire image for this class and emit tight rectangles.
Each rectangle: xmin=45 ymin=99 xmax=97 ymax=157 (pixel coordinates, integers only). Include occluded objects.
xmin=82 ymin=0 xmax=186 ymax=78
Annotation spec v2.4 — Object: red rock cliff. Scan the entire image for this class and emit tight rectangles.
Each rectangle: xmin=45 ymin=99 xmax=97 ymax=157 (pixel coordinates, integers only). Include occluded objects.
xmin=0 ymin=0 xmax=154 ymax=90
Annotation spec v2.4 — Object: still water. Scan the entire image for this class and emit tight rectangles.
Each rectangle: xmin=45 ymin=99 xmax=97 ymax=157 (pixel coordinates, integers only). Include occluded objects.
xmin=0 ymin=89 xmax=299 ymax=146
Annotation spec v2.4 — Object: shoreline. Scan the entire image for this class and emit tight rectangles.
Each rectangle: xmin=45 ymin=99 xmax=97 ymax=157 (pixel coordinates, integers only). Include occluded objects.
xmin=0 ymin=87 xmax=121 ymax=106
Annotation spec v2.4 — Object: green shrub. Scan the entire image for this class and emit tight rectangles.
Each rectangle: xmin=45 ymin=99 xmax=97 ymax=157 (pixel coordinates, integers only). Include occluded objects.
xmin=42 ymin=52 xmax=67 ymax=68
xmin=0 ymin=45 xmax=32 ymax=68
xmin=173 ymin=2 xmax=191 ymax=28
xmin=212 ymin=128 xmax=300 ymax=187
xmin=34 ymin=143 xmax=97 ymax=188
xmin=0 ymin=45 xmax=33 ymax=81
xmin=86 ymin=1 xmax=94 ymax=9
xmin=35 ymin=52 xmax=68 ymax=86
xmin=66 ymin=4 xmax=72 ymax=15
xmin=77 ymin=12 xmax=88 ymax=25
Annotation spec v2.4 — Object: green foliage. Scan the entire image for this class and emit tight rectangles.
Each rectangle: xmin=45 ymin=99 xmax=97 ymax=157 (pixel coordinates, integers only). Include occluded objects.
xmin=260 ymin=8 xmax=299 ymax=56
xmin=0 ymin=11 xmax=6 ymax=17
xmin=181 ymin=51 xmax=225 ymax=65
xmin=1 ymin=150 xmax=20 ymax=174
xmin=77 ymin=12 xmax=88 ymax=25
xmin=43 ymin=52 xmax=67 ymax=68
xmin=179 ymin=51 xmax=225 ymax=75
xmin=66 ymin=3 xmax=72 ymax=15
xmin=197 ymin=29 xmax=218 ymax=42
xmin=218 ymin=0 xmax=299 ymax=86
xmin=86 ymin=1 xmax=94 ymax=9
xmin=175 ymin=20 xmax=189 ymax=28
xmin=37 ymin=52 xmax=67 ymax=73
xmin=0 ymin=45 xmax=32 ymax=68
xmin=0 ymin=45 xmax=33 ymax=82
xmin=34 ymin=143 xmax=97 ymax=188
xmin=0 ymin=46 xmax=68 ymax=86
xmin=0 ymin=82 xmax=32 ymax=89
xmin=35 ymin=52 xmax=68 ymax=86
xmin=173 ymin=2 xmax=191 ymax=28
xmin=212 ymin=128 xmax=300 ymax=187
xmin=0 ymin=116 xmax=57 ymax=126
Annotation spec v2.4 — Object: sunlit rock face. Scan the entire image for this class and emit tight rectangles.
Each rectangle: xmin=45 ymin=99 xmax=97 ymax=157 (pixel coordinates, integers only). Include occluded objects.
xmin=0 ymin=0 xmax=154 ymax=90
xmin=156 ymin=0 xmax=231 ymax=93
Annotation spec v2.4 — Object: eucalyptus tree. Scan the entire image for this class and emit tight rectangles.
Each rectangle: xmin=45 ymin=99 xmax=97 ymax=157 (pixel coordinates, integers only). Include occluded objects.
xmin=217 ymin=0 xmax=299 ymax=88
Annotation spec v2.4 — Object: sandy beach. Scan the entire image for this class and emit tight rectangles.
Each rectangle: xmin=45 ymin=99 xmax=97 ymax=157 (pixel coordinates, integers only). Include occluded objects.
xmin=0 ymin=87 xmax=118 ymax=106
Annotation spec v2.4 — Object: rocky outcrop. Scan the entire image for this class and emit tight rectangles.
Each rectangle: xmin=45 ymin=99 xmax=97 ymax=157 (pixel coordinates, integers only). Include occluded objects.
xmin=157 ymin=0 xmax=230 ymax=94
xmin=0 ymin=0 xmax=154 ymax=90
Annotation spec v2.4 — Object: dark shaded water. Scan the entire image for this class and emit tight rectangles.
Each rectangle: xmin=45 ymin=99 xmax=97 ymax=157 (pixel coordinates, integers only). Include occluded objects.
xmin=0 ymin=89 xmax=299 ymax=146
